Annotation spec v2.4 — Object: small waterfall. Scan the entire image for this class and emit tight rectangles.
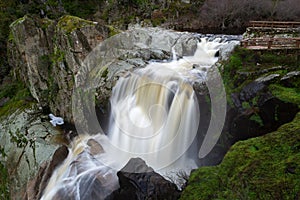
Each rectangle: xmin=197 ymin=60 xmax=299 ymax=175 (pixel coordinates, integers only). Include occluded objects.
xmin=41 ymin=37 xmax=236 ymax=199
xmin=107 ymin=63 xmax=199 ymax=173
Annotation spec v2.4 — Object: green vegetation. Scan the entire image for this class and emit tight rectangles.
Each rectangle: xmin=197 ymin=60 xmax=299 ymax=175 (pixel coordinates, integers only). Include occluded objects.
xmin=107 ymin=25 xmax=122 ymax=37
xmin=61 ymin=0 xmax=101 ymax=19
xmin=269 ymin=84 xmax=300 ymax=106
xmin=249 ymin=114 xmax=264 ymax=126
xmin=221 ymin=47 xmax=299 ymax=104
xmin=182 ymin=44 xmax=300 ymax=200
xmin=181 ymin=112 xmax=300 ymax=199
xmin=57 ymin=15 xmax=95 ymax=34
xmin=51 ymin=46 xmax=66 ymax=63
xmin=0 ymin=82 xmax=32 ymax=118
xmin=0 ymin=162 xmax=9 ymax=200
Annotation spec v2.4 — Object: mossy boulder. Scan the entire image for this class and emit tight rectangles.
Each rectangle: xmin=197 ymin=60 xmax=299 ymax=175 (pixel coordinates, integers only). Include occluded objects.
xmin=181 ymin=111 xmax=300 ymax=199
xmin=8 ymin=15 xmax=111 ymax=122
xmin=57 ymin=15 xmax=96 ymax=34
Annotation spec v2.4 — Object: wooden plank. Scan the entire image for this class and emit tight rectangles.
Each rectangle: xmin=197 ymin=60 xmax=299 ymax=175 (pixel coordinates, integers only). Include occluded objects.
xmin=241 ymin=37 xmax=300 ymax=50
xmin=249 ymin=21 xmax=300 ymax=28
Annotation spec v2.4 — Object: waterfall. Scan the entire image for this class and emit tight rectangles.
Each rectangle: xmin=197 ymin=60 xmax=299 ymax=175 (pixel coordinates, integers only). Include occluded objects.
xmin=107 ymin=62 xmax=199 ymax=173
xmin=41 ymin=37 xmax=236 ymax=199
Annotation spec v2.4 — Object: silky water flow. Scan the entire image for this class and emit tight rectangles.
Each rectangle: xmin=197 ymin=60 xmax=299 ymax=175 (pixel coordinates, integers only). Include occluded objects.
xmin=41 ymin=38 xmax=232 ymax=199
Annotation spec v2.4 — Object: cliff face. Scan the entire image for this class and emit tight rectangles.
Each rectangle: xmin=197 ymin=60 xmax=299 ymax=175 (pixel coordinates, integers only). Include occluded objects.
xmin=8 ymin=15 xmax=110 ymax=122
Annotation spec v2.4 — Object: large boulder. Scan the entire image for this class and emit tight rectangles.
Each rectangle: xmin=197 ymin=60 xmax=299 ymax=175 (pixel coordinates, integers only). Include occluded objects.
xmin=8 ymin=15 xmax=110 ymax=122
xmin=0 ymin=104 xmax=62 ymax=199
xmin=108 ymin=157 xmax=181 ymax=200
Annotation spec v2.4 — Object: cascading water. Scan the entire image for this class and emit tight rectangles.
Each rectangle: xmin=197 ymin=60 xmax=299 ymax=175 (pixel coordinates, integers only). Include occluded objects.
xmin=41 ymin=37 xmax=237 ymax=199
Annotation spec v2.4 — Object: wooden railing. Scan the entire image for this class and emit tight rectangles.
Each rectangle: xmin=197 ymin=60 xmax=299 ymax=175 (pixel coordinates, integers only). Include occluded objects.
xmin=241 ymin=37 xmax=300 ymax=49
xmin=249 ymin=21 xmax=300 ymax=28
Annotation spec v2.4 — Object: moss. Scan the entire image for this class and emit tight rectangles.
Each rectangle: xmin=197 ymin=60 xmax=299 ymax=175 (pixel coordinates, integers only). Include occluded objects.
xmin=269 ymin=84 xmax=300 ymax=106
xmin=40 ymin=18 xmax=53 ymax=31
xmin=7 ymin=31 xmax=14 ymax=43
xmin=249 ymin=114 xmax=264 ymax=126
xmin=221 ymin=46 xmax=300 ymax=107
xmin=9 ymin=16 xmax=26 ymax=28
xmin=181 ymin=112 xmax=300 ymax=200
xmin=101 ymin=66 xmax=109 ymax=78
xmin=107 ymin=25 xmax=122 ymax=37
xmin=57 ymin=15 xmax=95 ymax=34
xmin=51 ymin=46 xmax=65 ymax=64
xmin=242 ymin=101 xmax=251 ymax=109
xmin=0 ymin=162 xmax=10 ymax=200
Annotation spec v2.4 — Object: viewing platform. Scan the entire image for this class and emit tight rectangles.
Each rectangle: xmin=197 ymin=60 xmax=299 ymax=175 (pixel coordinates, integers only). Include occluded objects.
xmin=241 ymin=21 xmax=300 ymax=50
xmin=248 ymin=21 xmax=300 ymax=29
xmin=241 ymin=37 xmax=300 ymax=50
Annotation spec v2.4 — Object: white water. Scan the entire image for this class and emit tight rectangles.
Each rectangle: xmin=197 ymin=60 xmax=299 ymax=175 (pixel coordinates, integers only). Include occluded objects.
xmin=41 ymin=38 xmax=234 ymax=199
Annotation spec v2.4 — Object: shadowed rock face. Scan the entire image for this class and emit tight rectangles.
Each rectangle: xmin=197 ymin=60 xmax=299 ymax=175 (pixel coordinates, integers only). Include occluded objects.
xmin=8 ymin=15 xmax=110 ymax=122
xmin=229 ymin=73 xmax=299 ymax=141
xmin=107 ymin=158 xmax=181 ymax=200
xmin=23 ymin=145 xmax=69 ymax=200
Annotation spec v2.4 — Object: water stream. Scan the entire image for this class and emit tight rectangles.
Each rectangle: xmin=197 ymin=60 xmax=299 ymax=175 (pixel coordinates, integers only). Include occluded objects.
xmin=41 ymin=37 xmax=235 ymax=199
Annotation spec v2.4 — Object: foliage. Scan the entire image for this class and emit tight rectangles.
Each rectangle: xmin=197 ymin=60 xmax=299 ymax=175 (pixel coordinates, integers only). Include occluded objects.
xmin=249 ymin=114 xmax=264 ymax=126
xmin=0 ymin=162 xmax=9 ymax=200
xmin=181 ymin=112 xmax=300 ymax=199
xmin=61 ymin=0 xmax=101 ymax=19
xmin=57 ymin=15 xmax=95 ymax=34
xmin=221 ymin=46 xmax=299 ymax=102
xmin=0 ymin=82 xmax=32 ymax=118
xmin=269 ymin=84 xmax=300 ymax=106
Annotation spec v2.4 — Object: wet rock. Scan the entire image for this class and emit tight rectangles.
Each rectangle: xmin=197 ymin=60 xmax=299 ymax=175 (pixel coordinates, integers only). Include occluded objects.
xmin=23 ymin=145 xmax=69 ymax=200
xmin=239 ymin=81 xmax=266 ymax=103
xmin=281 ymin=71 xmax=300 ymax=87
xmin=0 ymin=106 xmax=61 ymax=199
xmin=255 ymin=74 xmax=280 ymax=83
xmin=87 ymin=138 xmax=104 ymax=155
xmin=239 ymin=74 xmax=280 ymax=103
xmin=108 ymin=158 xmax=181 ymax=200
xmin=227 ymin=72 xmax=299 ymax=144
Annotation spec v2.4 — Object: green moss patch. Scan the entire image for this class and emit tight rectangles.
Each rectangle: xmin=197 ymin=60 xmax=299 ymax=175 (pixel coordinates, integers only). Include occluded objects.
xmin=57 ymin=15 xmax=95 ymax=34
xmin=181 ymin=112 xmax=300 ymax=199
xmin=221 ymin=46 xmax=299 ymax=106
xmin=269 ymin=84 xmax=300 ymax=106
xmin=0 ymin=162 xmax=9 ymax=200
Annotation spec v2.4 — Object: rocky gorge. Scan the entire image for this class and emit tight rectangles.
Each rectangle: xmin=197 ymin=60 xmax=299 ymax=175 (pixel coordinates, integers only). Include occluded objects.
xmin=0 ymin=3 xmax=300 ymax=200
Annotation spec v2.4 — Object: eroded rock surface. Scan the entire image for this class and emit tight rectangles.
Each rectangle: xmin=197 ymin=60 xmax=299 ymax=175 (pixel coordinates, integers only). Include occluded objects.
xmin=108 ymin=158 xmax=181 ymax=200
xmin=0 ymin=105 xmax=62 ymax=199
xmin=8 ymin=15 xmax=109 ymax=122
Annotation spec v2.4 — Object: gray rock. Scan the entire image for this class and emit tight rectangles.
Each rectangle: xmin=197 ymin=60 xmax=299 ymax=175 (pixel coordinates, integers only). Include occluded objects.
xmin=87 ymin=138 xmax=104 ymax=155
xmin=281 ymin=71 xmax=300 ymax=80
xmin=281 ymin=71 xmax=300 ymax=87
xmin=255 ymin=74 xmax=280 ymax=84
xmin=8 ymin=15 xmax=110 ymax=122
xmin=0 ymin=105 xmax=61 ymax=199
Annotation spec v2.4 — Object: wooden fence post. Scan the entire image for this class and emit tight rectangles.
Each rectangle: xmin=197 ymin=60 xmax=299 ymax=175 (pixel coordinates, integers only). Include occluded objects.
xmin=267 ymin=40 xmax=272 ymax=49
